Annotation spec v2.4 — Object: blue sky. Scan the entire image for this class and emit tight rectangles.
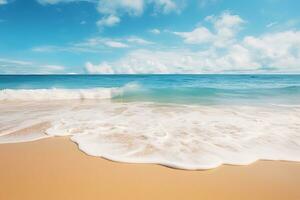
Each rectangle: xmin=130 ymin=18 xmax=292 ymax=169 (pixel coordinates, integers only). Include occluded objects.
xmin=0 ymin=0 xmax=300 ymax=74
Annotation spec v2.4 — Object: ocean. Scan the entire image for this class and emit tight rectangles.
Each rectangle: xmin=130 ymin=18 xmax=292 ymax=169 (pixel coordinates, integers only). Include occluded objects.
xmin=0 ymin=74 xmax=300 ymax=169
xmin=1 ymin=74 xmax=300 ymax=105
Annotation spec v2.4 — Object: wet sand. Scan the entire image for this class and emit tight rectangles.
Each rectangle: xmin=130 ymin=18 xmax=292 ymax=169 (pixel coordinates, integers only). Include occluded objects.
xmin=0 ymin=137 xmax=299 ymax=200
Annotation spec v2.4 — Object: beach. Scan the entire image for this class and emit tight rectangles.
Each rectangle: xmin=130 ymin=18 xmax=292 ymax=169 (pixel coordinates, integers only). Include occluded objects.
xmin=0 ymin=75 xmax=300 ymax=199
xmin=0 ymin=136 xmax=300 ymax=200
xmin=2 ymin=0 xmax=300 ymax=197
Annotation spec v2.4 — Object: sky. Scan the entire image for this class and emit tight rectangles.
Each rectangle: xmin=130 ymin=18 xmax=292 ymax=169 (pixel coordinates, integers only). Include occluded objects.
xmin=0 ymin=0 xmax=300 ymax=74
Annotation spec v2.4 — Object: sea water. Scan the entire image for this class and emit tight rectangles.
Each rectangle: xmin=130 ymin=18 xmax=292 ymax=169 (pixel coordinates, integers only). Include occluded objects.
xmin=0 ymin=75 xmax=300 ymax=169
xmin=1 ymin=74 xmax=300 ymax=105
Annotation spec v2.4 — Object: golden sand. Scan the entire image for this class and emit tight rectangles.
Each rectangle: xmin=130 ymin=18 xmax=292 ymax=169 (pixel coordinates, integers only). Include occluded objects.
xmin=0 ymin=137 xmax=299 ymax=200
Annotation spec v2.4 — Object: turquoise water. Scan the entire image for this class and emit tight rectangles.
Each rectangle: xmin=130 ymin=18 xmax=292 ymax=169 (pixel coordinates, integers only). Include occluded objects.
xmin=1 ymin=74 xmax=300 ymax=105
xmin=1 ymin=75 xmax=300 ymax=169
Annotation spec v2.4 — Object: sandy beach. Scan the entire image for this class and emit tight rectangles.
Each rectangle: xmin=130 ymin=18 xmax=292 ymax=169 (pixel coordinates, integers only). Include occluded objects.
xmin=1 ymin=0 xmax=300 ymax=198
xmin=0 ymin=137 xmax=299 ymax=200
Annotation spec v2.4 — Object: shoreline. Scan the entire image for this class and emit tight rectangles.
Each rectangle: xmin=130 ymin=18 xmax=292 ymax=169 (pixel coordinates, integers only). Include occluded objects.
xmin=0 ymin=137 xmax=299 ymax=200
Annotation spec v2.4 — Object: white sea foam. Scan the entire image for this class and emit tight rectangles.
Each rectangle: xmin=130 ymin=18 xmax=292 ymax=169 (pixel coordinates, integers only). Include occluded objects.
xmin=0 ymin=98 xmax=300 ymax=170
xmin=0 ymin=83 xmax=143 ymax=101
xmin=0 ymin=88 xmax=114 ymax=101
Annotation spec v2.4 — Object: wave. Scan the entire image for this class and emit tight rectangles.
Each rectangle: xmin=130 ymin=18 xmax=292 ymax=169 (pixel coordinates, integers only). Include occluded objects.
xmin=112 ymin=84 xmax=300 ymax=105
xmin=270 ymin=85 xmax=300 ymax=93
xmin=0 ymin=83 xmax=142 ymax=101
xmin=0 ymin=88 xmax=114 ymax=101
xmin=0 ymin=100 xmax=300 ymax=170
xmin=1 ymin=84 xmax=300 ymax=105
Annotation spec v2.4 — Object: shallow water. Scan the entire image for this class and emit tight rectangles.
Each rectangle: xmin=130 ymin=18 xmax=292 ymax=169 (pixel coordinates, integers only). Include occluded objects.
xmin=0 ymin=75 xmax=300 ymax=169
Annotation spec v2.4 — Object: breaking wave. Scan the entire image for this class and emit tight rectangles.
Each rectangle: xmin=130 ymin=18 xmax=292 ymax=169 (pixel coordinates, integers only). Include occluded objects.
xmin=1 ymin=84 xmax=300 ymax=105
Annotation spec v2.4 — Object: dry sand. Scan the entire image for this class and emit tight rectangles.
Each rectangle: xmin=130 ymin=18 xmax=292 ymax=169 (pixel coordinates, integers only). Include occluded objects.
xmin=0 ymin=137 xmax=299 ymax=200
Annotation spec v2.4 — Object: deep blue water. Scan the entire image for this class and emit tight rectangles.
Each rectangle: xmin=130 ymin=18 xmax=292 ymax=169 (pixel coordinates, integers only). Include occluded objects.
xmin=1 ymin=74 xmax=300 ymax=105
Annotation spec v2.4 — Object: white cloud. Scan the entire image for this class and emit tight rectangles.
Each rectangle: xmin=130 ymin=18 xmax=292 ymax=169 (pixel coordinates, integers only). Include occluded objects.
xmin=32 ymin=39 xmax=124 ymax=52
xmin=33 ymin=35 xmax=154 ymax=53
xmin=97 ymin=0 xmax=183 ymax=16
xmin=126 ymin=36 xmax=154 ymax=45
xmin=207 ymin=12 xmax=244 ymax=28
xmin=42 ymin=65 xmax=65 ymax=71
xmin=85 ymin=36 xmax=153 ymax=48
xmin=85 ymin=62 xmax=115 ymax=74
xmin=32 ymin=45 xmax=103 ymax=53
xmin=85 ymin=29 xmax=300 ymax=74
xmin=84 ymin=48 xmax=261 ymax=74
xmin=0 ymin=0 xmax=7 ymax=5
xmin=69 ymin=37 xmax=130 ymax=49
xmin=97 ymin=0 xmax=145 ymax=16
xmin=36 ymin=0 xmax=95 ymax=5
xmin=173 ymin=27 xmax=214 ymax=44
xmin=81 ymin=12 xmax=299 ymax=74
xmin=104 ymin=40 xmax=129 ymax=48
xmin=149 ymin=28 xmax=161 ymax=34
xmin=174 ymin=12 xmax=245 ymax=47
xmin=96 ymin=0 xmax=183 ymax=27
xmin=210 ymin=12 xmax=245 ymax=44
xmin=96 ymin=15 xmax=120 ymax=27
xmin=0 ymin=58 xmax=33 ymax=66
xmin=0 ymin=58 xmax=66 ymax=74
xmin=243 ymin=31 xmax=300 ymax=70
xmin=198 ymin=0 xmax=218 ymax=8
xmin=36 ymin=0 xmax=184 ymax=27
xmin=151 ymin=0 xmax=179 ymax=14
